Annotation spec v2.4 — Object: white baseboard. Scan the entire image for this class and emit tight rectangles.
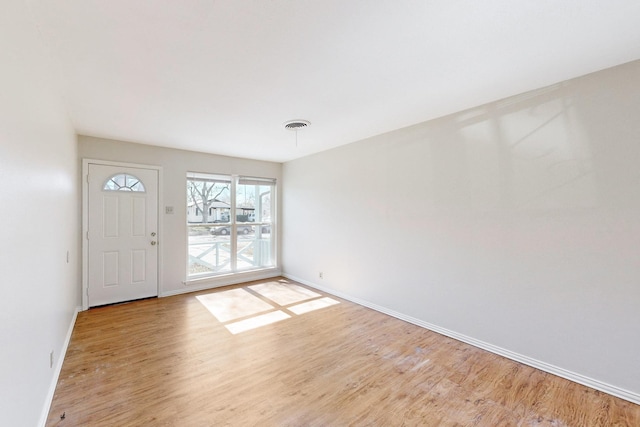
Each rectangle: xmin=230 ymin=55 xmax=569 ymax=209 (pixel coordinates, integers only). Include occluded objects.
xmin=38 ymin=306 xmax=81 ymax=427
xmin=283 ymin=273 xmax=640 ymax=406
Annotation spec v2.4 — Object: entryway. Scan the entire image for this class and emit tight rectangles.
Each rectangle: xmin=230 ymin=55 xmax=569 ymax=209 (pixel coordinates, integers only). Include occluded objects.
xmin=84 ymin=162 xmax=159 ymax=307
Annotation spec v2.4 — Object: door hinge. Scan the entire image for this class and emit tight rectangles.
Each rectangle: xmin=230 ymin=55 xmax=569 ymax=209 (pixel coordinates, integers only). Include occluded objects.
xmin=86 ymin=173 xmax=90 ymax=183
xmin=86 ymin=231 xmax=89 ymax=240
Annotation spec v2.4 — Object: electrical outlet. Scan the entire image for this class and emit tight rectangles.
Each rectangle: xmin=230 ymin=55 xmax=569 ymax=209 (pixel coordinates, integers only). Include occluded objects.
xmin=319 ymin=272 xmax=323 ymax=279
xmin=50 ymin=351 xmax=54 ymax=368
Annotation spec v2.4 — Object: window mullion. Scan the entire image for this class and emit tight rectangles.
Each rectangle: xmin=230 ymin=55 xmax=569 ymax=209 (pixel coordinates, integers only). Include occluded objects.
xmin=270 ymin=185 xmax=276 ymax=267
xmin=230 ymin=175 xmax=238 ymax=272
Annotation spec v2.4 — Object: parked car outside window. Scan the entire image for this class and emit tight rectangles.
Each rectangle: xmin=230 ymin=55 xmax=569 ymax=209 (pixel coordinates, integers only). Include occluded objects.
xmin=210 ymin=225 xmax=253 ymax=235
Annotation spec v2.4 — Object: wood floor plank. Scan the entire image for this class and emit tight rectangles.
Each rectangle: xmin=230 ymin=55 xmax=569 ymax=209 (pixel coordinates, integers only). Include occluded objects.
xmin=46 ymin=277 xmax=640 ymax=426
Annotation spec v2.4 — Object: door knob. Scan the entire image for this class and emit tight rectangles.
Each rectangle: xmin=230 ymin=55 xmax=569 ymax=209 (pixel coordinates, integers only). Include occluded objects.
xmin=151 ymin=241 xmax=157 ymax=246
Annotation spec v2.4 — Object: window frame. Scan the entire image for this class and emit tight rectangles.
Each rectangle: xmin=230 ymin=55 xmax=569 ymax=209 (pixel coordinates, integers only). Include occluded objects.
xmin=186 ymin=172 xmax=277 ymax=281
xmin=234 ymin=176 xmax=276 ymax=273
xmin=102 ymin=173 xmax=146 ymax=192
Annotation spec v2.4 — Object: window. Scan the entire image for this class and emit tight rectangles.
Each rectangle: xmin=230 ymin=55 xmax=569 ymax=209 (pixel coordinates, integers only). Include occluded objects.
xmin=187 ymin=172 xmax=276 ymax=278
xmin=103 ymin=174 xmax=145 ymax=192
xmin=236 ymin=177 xmax=275 ymax=270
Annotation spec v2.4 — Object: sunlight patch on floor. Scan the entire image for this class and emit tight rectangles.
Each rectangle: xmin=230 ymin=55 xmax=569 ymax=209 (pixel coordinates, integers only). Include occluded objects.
xmin=197 ymin=281 xmax=340 ymax=334
xmin=288 ymin=297 xmax=340 ymax=315
xmin=248 ymin=282 xmax=321 ymax=306
xmin=196 ymin=288 xmax=273 ymax=322
xmin=225 ymin=310 xmax=291 ymax=334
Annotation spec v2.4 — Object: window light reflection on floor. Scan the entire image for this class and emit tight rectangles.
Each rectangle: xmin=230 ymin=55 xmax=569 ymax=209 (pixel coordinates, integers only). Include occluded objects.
xmin=248 ymin=282 xmax=321 ymax=305
xmin=197 ymin=281 xmax=340 ymax=334
xmin=225 ymin=310 xmax=291 ymax=334
xmin=288 ymin=297 xmax=340 ymax=315
xmin=196 ymin=288 xmax=273 ymax=323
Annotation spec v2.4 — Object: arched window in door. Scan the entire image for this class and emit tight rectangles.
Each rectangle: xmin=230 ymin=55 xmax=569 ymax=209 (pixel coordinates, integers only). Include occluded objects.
xmin=103 ymin=174 xmax=146 ymax=192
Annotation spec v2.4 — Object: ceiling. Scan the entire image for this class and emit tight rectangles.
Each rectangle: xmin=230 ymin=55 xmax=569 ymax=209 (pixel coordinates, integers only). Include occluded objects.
xmin=29 ymin=0 xmax=640 ymax=163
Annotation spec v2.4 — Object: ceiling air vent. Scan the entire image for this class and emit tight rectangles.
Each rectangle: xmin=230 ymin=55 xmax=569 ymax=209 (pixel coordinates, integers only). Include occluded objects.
xmin=284 ymin=120 xmax=310 ymax=130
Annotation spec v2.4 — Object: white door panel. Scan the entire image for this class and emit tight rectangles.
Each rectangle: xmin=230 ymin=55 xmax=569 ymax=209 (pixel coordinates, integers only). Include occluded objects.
xmin=88 ymin=164 xmax=158 ymax=306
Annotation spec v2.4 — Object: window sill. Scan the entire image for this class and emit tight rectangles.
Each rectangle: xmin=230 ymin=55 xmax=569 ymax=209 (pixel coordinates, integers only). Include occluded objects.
xmin=182 ymin=267 xmax=281 ymax=289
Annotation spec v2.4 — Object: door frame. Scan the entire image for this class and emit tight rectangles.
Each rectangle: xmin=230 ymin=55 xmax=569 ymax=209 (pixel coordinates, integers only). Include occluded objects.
xmin=82 ymin=159 xmax=164 ymax=310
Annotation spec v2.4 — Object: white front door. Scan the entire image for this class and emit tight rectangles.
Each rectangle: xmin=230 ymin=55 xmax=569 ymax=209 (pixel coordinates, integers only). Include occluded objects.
xmin=87 ymin=164 xmax=158 ymax=307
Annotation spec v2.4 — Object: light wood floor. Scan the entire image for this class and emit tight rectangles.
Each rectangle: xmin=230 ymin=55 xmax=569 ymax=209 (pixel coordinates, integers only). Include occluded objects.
xmin=47 ymin=277 xmax=639 ymax=426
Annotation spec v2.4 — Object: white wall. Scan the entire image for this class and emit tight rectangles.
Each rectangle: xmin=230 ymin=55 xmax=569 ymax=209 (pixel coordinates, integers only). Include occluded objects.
xmin=79 ymin=136 xmax=282 ymax=295
xmin=0 ymin=1 xmax=79 ymax=426
xmin=282 ymin=60 xmax=640 ymax=400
